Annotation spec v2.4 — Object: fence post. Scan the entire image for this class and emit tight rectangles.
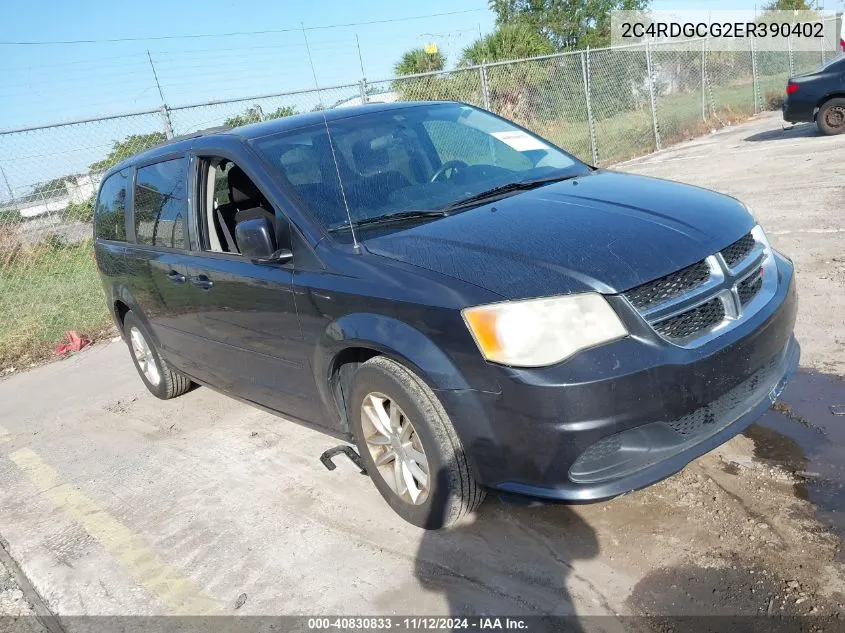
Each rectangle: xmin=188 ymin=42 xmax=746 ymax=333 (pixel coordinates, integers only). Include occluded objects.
xmin=645 ymin=39 xmax=661 ymax=151
xmin=787 ymin=35 xmax=795 ymax=76
xmin=0 ymin=164 xmax=18 ymax=212
xmin=159 ymin=105 xmax=174 ymax=139
xmin=358 ymin=78 xmax=368 ymax=104
xmin=479 ymin=63 xmax=491 ymax=111
xmin=701 ymin=39 xmax=707 ymax=121
xmin=820 ymin=18 xmax=826 ymax=65
xmin=751 ymin=37 xmax=759 ymax=114
xmin=581 ymin=49 xmax=598 ymax=165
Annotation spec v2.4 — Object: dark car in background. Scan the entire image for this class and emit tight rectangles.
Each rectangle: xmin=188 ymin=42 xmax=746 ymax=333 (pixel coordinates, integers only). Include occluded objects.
xmin=93 ymin=102 xmax=799 ymax=529
xmin=784 ymin=54 xmax=845 ymax=134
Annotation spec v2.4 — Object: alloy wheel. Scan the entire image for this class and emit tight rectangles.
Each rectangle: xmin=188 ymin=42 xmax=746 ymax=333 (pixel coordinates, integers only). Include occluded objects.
xmin=129 ymin=326 xmax=161 ymax=386
xmin=360 ymin=392 xmax=430 ymax=505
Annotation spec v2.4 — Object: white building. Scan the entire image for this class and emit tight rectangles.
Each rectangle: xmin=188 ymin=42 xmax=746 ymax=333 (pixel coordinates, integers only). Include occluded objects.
xmin=0 ymin=172 xmax=102 ymax=219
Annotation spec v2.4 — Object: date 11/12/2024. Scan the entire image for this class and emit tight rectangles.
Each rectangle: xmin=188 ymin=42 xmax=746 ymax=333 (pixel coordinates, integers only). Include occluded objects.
xmin=307 ymin=617 xmax=529 ymax=630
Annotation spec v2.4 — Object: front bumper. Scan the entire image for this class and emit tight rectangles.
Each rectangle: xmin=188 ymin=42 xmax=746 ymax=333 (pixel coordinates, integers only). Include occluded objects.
xmin=439 ymin=253 xmax=798 ymax=501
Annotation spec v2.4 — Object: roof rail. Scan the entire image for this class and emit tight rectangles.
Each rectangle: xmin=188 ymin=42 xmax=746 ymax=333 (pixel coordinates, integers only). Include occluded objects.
xmin=167 ymin=125 xmax=232 ymax=143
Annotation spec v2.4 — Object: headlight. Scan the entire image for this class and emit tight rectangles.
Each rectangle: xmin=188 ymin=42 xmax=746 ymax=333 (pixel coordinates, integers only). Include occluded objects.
xmin=462 ymin=293 xmax=628 ymax=367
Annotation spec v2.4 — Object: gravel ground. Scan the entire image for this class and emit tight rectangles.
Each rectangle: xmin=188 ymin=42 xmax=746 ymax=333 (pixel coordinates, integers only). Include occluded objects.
xmin=0 ymin=553 xmax=47 ymax=633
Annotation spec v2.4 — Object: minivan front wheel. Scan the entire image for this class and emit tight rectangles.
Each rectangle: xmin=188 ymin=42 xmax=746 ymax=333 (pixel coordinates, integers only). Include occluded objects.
xmin=349 ymin=356 xmax=485 ymax=529
xmin=122 ymin=311 xmax=192 ymax=400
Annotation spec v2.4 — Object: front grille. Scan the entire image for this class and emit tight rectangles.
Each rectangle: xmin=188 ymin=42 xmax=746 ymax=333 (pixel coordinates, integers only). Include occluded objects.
xmin=720 ymin=233 xmax=755 ymax=268
xmin=653 ymin=297 xmax=725 ymax=340
xmin=623 ymin=260 xmax=710 ymax=310
xmin=737 ymin=268 xmax=763 ymax=305
xmin=621 ymin=228 xmax=774 ymax=347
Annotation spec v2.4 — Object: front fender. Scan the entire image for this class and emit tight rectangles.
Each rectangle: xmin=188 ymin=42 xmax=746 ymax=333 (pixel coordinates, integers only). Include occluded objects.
xmin=313 ymin=313 xmax=501 ymax=480
xmin=313 ymin=313 xmax=473 ymax=406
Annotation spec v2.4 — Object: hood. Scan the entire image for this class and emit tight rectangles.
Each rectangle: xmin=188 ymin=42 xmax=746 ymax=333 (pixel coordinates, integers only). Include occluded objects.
xmin=365 ymin=171 xmax=754 ymax=300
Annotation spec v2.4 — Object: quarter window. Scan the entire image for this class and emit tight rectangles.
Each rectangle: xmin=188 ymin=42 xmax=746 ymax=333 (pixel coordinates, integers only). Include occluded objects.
xmin=93 ymin=170 xmax=128 ymax=241
xmin=133 ymin=158 xmax=188 ymax=249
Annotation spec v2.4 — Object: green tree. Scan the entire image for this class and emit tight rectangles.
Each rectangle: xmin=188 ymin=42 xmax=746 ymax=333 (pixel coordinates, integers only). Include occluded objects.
xmin=459 ymin=22 xmax=555 ymax=65
xmin=224 ymin=105 xmax=298 ymax=128
xmin=488 ymin=0 xmax=651 ymax=50
xmin=27 ymin=177 xmax=68 ymax=201
xmin=64 ymin=196 xmax=95 ymax=223
xmin=89 ymin=132 xmax=166 ymax=171
xmin=225 ymin=107 xmax=262 ymax=128
xmin=762 ymin=0 xmax=810 ymax=9
xmin=267 ymin=105 xmax=297 ymax=119
xmin=394 ymin=47 xmax=446 ymax=76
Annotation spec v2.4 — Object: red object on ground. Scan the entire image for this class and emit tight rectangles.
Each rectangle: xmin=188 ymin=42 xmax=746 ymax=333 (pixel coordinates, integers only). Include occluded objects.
xmin=55 ymin=331 xmax=90 ymax=355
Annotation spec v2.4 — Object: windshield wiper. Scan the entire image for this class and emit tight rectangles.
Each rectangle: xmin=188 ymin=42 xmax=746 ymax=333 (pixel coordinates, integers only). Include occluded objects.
xmin=327 ymin=173 xmax=583 ymax=232
xmin=444 ymin=173 xmax=580 ymax=212
xmin=328 ymin=210 xmax=449 ymax=233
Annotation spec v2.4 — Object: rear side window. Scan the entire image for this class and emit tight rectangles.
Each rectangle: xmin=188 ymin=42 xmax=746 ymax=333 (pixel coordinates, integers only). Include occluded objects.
xmin=94 ymin=170 xmax=128 ymax=241
xmin=133 ymin=157 xmax=188 ymax=249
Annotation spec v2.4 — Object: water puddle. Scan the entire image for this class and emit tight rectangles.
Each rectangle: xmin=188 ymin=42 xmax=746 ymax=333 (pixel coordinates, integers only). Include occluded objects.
xmin=745 ymin=369 xmax=845 ymax=546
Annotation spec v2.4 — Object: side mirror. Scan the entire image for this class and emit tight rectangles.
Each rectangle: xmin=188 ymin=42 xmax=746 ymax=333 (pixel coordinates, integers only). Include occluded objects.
xmin=235 ymin=218 xmax=293 ymax=264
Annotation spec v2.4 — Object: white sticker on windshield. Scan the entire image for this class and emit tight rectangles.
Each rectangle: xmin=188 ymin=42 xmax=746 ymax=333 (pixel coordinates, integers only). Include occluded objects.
xmin=491 ymin=130 xmax=549 ymax=152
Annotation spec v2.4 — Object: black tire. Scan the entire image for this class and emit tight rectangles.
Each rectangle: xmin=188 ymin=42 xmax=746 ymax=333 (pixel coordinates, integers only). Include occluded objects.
xmin=349 ymin=356 xmax=485 ymax=529
xmin=816 ymin=97 xmax=845 ymax=135
xmin=123 ymin=311 xmax=192 ymax=400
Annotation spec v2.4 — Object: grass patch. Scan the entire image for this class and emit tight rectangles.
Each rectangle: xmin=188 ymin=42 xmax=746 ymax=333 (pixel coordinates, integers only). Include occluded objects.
xmin=525 ymin=75 xmax=775 ymax=165
xmin=0 ymin=239 xmax=110 ymax=370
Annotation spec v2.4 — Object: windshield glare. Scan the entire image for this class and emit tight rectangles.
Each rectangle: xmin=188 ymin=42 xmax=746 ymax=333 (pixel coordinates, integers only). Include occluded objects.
xmin=252 ymin=104 xmax=589 ymax=236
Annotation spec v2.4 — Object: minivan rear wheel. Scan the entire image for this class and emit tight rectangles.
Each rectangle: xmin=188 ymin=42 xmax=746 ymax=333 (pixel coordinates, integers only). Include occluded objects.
xmin=349 ymin=356 xmax=485 ymax=529
xmin=817 ymin=97 xmax=845 ymax=135
xmin=123 ymin=311 xmax=192 ymax=400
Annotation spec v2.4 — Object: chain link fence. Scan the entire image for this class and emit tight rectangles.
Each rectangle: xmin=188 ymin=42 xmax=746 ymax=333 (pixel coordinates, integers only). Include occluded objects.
xmin=0 ymin=17 xmax=841 ymax=369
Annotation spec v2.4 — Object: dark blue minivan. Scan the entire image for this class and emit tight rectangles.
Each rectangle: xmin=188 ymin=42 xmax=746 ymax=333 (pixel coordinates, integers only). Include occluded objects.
xmin=93 ymin=102 xmax=798 ymax=528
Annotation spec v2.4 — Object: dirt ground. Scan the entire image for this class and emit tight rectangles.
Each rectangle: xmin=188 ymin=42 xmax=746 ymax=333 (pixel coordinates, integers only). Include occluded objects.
xmin=0 ymin=112 xmax=844 ymax=631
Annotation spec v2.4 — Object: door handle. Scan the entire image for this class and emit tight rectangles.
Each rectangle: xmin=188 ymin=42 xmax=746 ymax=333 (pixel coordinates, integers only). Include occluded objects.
xmin=190 ymin=275 xmax=214 ymax=290
xmin=167 ymin=270 xmax=186 ymax=283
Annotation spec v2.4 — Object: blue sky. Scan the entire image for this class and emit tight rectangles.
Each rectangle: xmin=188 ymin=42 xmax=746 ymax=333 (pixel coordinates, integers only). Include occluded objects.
xmin=0 ymin=0 xmax=496 ymax=130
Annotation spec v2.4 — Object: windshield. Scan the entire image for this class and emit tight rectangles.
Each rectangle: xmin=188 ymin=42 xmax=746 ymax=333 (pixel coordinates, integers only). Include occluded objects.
xmin=251 ymin=103 xmax=590 ymax=238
